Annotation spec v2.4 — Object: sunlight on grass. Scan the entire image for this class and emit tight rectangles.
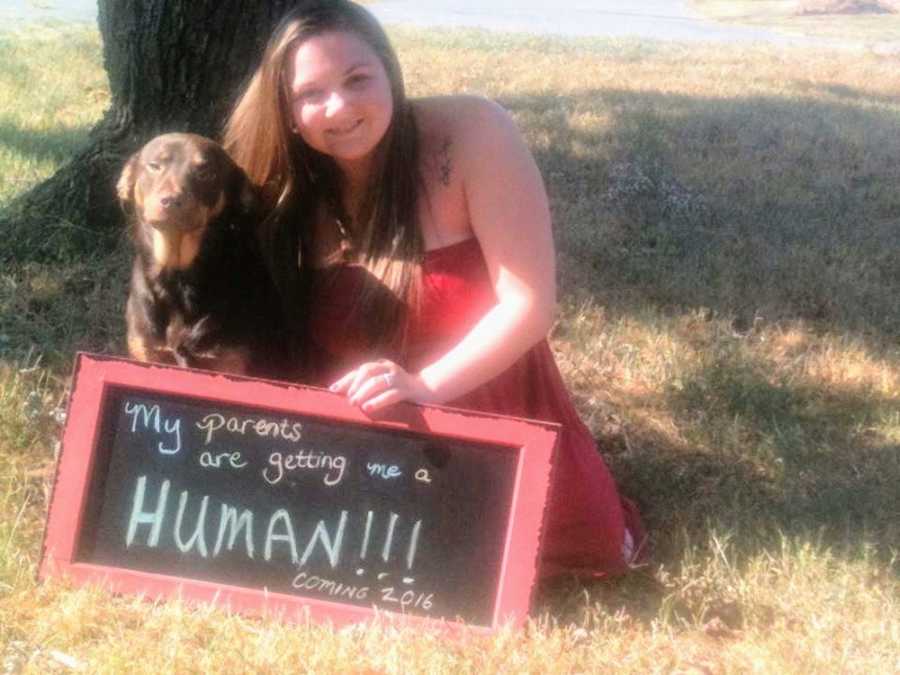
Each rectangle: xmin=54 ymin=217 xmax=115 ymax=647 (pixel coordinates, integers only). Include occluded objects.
xmin=1 ymin=23 xmax=898 ymax=674
xmin=0 ymin=25 xmax=107 ymax=206
xmin=2 ymin=539 xmax=894 ymax=673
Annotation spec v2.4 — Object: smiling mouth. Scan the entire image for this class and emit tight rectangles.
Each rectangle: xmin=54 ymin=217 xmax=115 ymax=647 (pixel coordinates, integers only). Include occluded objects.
xmin=328 ymin=119 xmax=363 ymax=136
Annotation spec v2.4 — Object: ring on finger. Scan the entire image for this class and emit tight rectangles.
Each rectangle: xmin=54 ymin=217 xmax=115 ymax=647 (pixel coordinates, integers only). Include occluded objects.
xmin=382 ymin=372 xmax=395 ymax=388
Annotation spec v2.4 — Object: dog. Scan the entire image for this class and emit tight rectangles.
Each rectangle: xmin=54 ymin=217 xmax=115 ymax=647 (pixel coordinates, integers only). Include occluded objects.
xmin=117 ymin=132 xmax=293 ymax=379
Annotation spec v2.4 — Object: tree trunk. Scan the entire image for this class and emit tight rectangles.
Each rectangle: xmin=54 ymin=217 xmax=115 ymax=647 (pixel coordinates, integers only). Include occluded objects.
xmin=2 ymin=0 xmax=305 ymax=261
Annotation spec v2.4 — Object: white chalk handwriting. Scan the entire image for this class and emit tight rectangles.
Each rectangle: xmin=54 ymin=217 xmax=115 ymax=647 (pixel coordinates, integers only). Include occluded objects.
xmin=199 ymin=450 xmax=248 ymax=470
xmin=196 ymin=413 xmax=302 ymax=445
xmin=367 ymin=462 xmax=402 ymax=480
xmin=263 ymin=450 xmax=346 ymax=487
xmin=125 ymin=475 xmax=424 ymax=573
xmin=123 ymin=401 xmax=181 ymax=455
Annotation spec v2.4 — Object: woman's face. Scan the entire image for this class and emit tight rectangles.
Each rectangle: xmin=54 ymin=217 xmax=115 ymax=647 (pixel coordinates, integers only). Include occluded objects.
xmin=287 ymin=31 xmax=394 ymax=172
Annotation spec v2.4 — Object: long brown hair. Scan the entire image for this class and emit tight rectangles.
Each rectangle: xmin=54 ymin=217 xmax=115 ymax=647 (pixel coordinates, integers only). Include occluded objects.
xmin=223 ymin=0 xmax=421 ymax=357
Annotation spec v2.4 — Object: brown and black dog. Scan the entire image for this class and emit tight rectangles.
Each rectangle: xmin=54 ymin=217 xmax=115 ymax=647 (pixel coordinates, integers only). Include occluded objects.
xmin=118 ymin=132 xmax=293 ymax=379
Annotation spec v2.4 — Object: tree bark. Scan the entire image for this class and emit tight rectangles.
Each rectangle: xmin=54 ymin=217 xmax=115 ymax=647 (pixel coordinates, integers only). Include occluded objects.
xmin=2 ymin=0 xmax=306 ymax=261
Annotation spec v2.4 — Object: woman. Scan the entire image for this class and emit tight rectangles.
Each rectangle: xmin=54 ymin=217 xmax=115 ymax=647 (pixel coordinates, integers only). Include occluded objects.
xmin=224 ymin=0 xmax=643 ymax=579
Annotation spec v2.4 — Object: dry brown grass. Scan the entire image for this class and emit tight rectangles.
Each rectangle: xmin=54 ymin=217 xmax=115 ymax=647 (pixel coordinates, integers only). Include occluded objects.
xmin=1 ymin=24 xmax=899 ymax=674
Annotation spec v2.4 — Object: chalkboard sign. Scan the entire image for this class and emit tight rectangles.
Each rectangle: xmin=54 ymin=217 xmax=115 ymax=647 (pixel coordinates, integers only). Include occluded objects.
xmin=40 ymin=354 xmax=558 ymax=631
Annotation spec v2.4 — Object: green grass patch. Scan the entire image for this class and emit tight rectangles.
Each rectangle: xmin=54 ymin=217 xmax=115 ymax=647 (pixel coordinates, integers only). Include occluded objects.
xmin=0 ymin=25 xmax=106 ymax=207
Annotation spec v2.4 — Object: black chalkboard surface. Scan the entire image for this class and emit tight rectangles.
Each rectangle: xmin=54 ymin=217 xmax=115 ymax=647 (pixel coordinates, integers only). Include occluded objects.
xmin=40 ymin=355 xmax=558 ymax=630
xmin=79 ymin=387 xmax=517 ymax=625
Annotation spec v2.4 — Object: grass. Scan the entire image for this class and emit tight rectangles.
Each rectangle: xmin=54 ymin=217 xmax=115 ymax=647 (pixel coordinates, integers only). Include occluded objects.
xmin=2 ymin=22 xmax=899 ymax=674
xmin=0 ymin=25 xmax=108 ymax=207
xmin=690 ymin=0 xmax=900 ymax=44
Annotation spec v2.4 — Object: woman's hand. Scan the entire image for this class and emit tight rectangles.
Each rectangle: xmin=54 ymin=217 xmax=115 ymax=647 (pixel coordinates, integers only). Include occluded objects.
xmin=329 ymin=359 xmax=434 ymax=414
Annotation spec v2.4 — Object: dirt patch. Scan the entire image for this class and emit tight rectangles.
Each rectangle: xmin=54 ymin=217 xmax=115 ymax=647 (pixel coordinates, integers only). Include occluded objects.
xmin=797 ymin=0 xmax=898 ymax=14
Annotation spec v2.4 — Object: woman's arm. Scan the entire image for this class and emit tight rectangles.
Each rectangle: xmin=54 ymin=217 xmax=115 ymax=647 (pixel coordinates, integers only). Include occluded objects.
xmin=332 ymin=97 xmax=556 ymax=412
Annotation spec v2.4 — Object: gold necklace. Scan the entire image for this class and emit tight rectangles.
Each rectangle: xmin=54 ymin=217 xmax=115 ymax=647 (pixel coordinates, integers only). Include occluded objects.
xmin=333 ymin=213 xmax=355 ymax=261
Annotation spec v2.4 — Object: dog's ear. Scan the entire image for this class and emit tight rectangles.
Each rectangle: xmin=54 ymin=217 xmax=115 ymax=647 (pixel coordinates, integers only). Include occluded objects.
xmin=116 ymin=152 xmax=140 ymax=212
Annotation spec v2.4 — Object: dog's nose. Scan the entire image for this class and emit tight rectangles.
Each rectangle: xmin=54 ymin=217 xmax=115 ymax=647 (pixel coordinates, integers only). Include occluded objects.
xmin=160 ymin=194 xmax=183 ymax=209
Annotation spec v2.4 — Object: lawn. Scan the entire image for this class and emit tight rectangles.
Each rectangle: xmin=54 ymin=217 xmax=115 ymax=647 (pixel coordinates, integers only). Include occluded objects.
xmin=1 ymin=22 xmax=898 ymax=674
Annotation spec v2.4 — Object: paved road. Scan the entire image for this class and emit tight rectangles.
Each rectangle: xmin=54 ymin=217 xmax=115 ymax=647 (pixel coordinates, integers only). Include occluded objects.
xmin=2 ymin=0 xmax=97 ymax=25
xmin=5 ymin=0 xmax=794 ymax=44
xmin=368 ymin=0 xmax=794 ymax=43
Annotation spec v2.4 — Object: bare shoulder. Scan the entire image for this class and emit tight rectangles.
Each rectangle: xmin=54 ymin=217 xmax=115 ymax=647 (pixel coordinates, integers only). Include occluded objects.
xmin=413 ymin=94 xmax=549 ymax=249
xmin=413 ymin=95 xmax=515 ymax=147
xmin=413 ymin=96 xmax=523 ymax=188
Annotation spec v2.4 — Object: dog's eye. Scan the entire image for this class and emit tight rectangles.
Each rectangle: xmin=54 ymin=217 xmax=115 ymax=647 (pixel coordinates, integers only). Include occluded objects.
xmin=194 ymin=164 xmax=215 ymax=181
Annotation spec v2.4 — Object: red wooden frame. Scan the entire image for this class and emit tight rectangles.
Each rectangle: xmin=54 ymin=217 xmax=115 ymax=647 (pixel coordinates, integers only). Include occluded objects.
xmin=39 ymin=353 xmax=558 ymax=633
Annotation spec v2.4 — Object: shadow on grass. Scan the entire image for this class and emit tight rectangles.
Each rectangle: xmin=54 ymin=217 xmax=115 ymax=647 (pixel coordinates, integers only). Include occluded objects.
xmin=501 ymin=86 xmax=900 ymax=620
xmin=634 ymin=347 xmax=896 ymax=545
xmin=0 ymin=252 xmax=129 ymax=373
xmin=0 ymin=117 xmax=93 ymax=168
xmin=799 ymin=81 xmax=900 ymax=105
xmin=499 ymin=87 xmax=900 ymax=343
xmin=535 ymin=344 xmax=899 ymax=623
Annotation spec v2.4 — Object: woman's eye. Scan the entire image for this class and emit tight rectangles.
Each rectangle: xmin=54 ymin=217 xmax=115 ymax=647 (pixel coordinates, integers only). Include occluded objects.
xmin=147 ymin=161 xmax=161 ymax=172
xmin=296 ymin=89 xmax=323 ymax=103
xmin=346 ymin=74 xmax=369 ymax=88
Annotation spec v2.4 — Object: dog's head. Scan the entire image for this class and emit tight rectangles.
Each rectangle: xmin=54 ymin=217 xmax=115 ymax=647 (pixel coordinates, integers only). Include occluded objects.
xmin=117 ymin=133 xmax=256 ymax=270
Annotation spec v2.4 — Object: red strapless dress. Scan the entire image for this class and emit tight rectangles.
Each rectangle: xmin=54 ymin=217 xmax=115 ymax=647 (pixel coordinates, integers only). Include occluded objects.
xmin=306 ymin=237 xmax=644 ymax=579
